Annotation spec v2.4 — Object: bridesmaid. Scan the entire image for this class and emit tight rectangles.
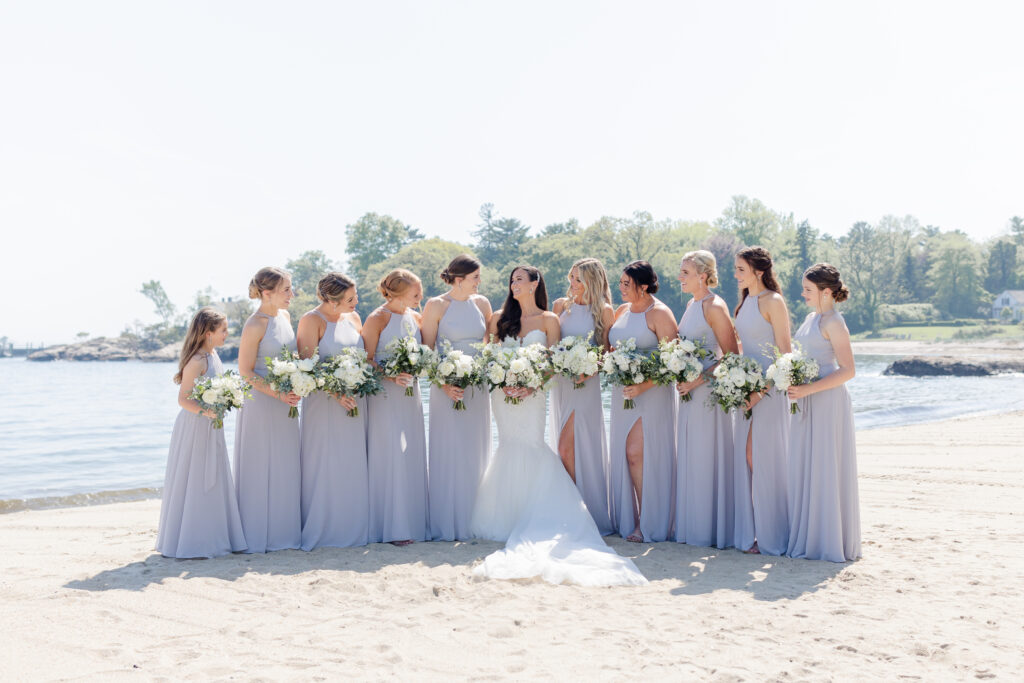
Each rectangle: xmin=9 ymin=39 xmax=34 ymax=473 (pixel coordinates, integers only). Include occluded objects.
xmin=608 ymin=261 xmax=678 ymax=543
xmin=786 ymin=264 xmax=861 ymax=562
xmin=157 ymin=307 xmax=247 ymax=558
xmin=235 ymin=267 xmax=302 ymax=553
xmin=672 ymin=251 xmax=739 ymax=548
xmin=295 ymin=272 xmax=369 ymax=550
xmin=550 ymin=258 xmax=615 ymax=535
xmin=732 ymin=247 xmax=792 ymax=556
xmin=421 ymin=255 xmax=492 ymax=542
xmin=362 ymin=269 xmax=429 ymax=546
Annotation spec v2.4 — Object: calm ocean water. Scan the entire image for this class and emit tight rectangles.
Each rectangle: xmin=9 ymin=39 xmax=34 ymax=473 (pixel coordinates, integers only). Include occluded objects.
xmin=1 ymin=356 xmax=1022 ymax=510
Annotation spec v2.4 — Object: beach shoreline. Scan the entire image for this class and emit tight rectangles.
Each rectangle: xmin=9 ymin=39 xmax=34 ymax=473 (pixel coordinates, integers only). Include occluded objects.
xmin=1 ymin=411 xmax=1021 ymax=679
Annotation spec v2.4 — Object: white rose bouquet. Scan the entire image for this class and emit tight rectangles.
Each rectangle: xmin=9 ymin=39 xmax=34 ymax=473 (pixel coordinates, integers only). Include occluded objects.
xmin=189 ymin=370 xmax=251 ymax=429
xmin=653 ymin=336 xmax=713 ymax=403
xmin=381 ymin=335 xmax=435 ymax=397
xmin=765 ymin=346 xmax=820 ymax=414
xmin=477 ymin=339 xmax=551 ymax=405
xmin=429 ymin=341 xmax=483 ymax=411
xmin=319 ymin=347 xmax=382 ymax=417
xmin=707 ymin=352 xmax=767 ymax=419
xmin=549 ymin=332 xmax=602 ymax=390
xmin=601 ymin=338 xmax=656 ymax=409
xmin=264 ymin=346 xmax=320 ymax=418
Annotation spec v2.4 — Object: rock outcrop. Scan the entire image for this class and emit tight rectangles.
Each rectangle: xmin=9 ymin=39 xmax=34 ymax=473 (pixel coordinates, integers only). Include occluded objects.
xmin=884 ymin=356 xmax=1024 ymax=377
xmin=28 ymin=337 xmax=240 ymax=363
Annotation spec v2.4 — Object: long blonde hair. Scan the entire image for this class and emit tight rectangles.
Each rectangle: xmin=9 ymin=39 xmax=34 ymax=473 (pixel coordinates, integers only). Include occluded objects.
xmin=174 ymin=307 xmax=226 ymax=385
xmin=567 ymin=258 xmax=613 ymax=345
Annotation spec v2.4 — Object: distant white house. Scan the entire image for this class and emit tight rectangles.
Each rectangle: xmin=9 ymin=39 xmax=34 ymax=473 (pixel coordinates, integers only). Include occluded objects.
xmin=991 ymin=290 xmax=1024 ymax=321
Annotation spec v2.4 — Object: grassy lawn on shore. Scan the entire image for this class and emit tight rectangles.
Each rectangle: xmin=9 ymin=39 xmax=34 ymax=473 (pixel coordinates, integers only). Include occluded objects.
xmin=852 ymin=324 xmax=1024 ymax=342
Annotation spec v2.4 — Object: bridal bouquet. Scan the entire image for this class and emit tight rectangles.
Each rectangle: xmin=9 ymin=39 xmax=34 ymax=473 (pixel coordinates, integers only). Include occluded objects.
xmin=477 ymin=339 xmax=551 ymax=405
xmin=430 ymin=341 xmax=483 ymax=411
xmin=548 ymin=332 xmax=602 ymax=389
xmin=707 ymin=352 xmax=767 ymax=419
xmin=319 ymin=347 xmax=382 ymax=417
xmin=189 ymin=370 xmax=251 ymax=429
xmin=601 ymin=338 xmax=656 ymax=409
xmin=264 ymin=347 xmax=320 ymax=418
xmin=766 ymin=346 xmax=820 ymax=414
xmin=653 ymin=336 xmax=713 ymax=403
xmin=381 ymin=335 xmax=435 ymax=396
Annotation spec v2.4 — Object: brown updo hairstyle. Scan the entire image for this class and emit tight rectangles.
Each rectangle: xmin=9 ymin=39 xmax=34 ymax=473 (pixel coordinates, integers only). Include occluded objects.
xmin=317 ymin=271 xmax=356 ymax=303
xmin=377 ymin=268 xmax=421 ymax=301
xmin=174 ymin=307 xmax=227 ymax=385
xmin=804 ymin=263 xmax=850 ymax=303
xmin=248 ymin=266 xmax=290 ymax=300
xmin=622 ymin=260 xmax=659 ymax=295
xmin=734 ymin=246 xmax=781 ymax=315
xmin=440 ymin=254 xmax=482 ymax=286
xmin=681 ymin=250 xmax=719 ymax=288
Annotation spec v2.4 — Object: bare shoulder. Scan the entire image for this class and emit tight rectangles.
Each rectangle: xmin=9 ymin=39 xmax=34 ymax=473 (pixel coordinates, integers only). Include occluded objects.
xmin=344 ymin=311 xmax=363 ymax=330
xmin=280 ymin=308 xmax=292 ymax=320
xmin=365 ymin=307 xmax=391 ymax=329
xmin=602 ymin=302 xmax=615 ymax=316
xmin=242 ymin=314 xmax=270 ymax=336
xmin=423 ymin=296 xmax=447 ymax=313
xmin=409 ymin=309 xmax=423 ymax=324
xmin=470 ymin=293 xmax=492 ymax=313
xmin=650 ymin=304 xmax=676 ymax=324
xmin=822 ymin=312 xmax=850 ymax=337
xmin=707 ymin=296 xmax=732 ymax=317
xmin=613 ymin=303 xmax=630 ymax=320
xmin=552 ymin=297 xmax=568 ymax=315
xmin=184 ymin=352 xmax=207 ymax=374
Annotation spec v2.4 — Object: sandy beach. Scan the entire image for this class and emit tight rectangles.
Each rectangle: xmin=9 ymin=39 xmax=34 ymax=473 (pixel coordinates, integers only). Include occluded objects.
xmin=2 ymin=412 xmax=1022 ymax=681
xmin=851 ymin=338 xmax=1024 ymax=359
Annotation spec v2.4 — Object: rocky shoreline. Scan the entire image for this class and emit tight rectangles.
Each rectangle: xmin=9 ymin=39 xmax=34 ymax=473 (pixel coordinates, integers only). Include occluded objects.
xmin=883 ymin=355 xmax=1024 ymax=377
xmin=26 ymin=337 xmax=240 ymax=363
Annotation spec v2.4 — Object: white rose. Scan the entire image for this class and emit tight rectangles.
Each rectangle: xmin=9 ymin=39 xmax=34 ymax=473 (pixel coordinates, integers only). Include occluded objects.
xmin=438 ymin=360 xmax=455 ymax=377
xmin=297 ymin=358 xmax=315 ymax=372
xmin=201 ymin=389 xmax=220 ymax=404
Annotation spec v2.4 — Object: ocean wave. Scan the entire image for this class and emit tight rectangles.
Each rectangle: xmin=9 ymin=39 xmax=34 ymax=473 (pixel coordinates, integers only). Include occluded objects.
xmin=0 ymin=487 xmax=161 ymax=514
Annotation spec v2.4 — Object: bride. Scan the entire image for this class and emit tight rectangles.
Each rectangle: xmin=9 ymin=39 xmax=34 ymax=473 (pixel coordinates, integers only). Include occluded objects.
xmin=470 ymin=266 xmax=648 ymax=586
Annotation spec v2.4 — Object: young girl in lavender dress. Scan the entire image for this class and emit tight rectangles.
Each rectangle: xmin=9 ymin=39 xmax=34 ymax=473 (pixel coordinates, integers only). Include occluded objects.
xmin=156 ymin=307 xmax=247 ymax=558
xmin=672 ymin=251 xmax=739 ymax=549
xmin=234 ymin=267 xmax=302 ymax=553
xmin=786 ymin=264 xmax=861 ymax=562
xmin=608 ymin=261 xmax=678 ymax=543
xmin=732 ymin=247 xmax=792 ymax=556
xmin=550 ymin=258 xmax=615 ymax=535
xmin=421 ymin=255 xmax=492 ymax=542
xmin=362 ymin=269 xmax=429 ymax=546
xmin=296 ymin=273 xmax=369 ymax=550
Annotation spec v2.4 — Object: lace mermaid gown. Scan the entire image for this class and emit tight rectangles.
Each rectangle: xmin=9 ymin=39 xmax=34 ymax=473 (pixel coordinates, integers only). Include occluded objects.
xmin=469 ymin=330 xmax=647 ymax=587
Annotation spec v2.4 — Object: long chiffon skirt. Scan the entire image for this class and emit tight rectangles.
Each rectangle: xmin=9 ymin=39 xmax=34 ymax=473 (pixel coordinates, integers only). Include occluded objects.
xmin=233 ymin=391 xmax=301 ymax=553
xmin=366 ymin=382 xmax=428 ymax=543
xmin=549 ymin=376 xmax=613 ymax=535
xmin=428 ymin=384 xmax=490 ymax=541
xmin=299 ymin=392 xmax=369 ymax=550
xmin=733 ymin=390 xmax=790 ymax=556
xmin=608 ymin=384 xmax=676 ymax=542
xmin=157 ymin=411 xmax=247 ymax=558
xmin=673 ymin=383 xmax=735 ymax=548
xmin=787 ymin=385 xmax=861 ymax=562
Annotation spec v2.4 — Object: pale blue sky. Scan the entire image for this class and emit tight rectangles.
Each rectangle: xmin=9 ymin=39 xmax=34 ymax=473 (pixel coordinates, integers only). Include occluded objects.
xmin=2 ymin=1 xmax=1022 ymax=344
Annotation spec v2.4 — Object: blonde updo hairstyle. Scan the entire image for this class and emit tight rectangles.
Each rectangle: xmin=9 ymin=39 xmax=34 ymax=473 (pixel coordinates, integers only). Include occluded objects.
xmin=317 ymin=272 xmax=356 ymax=303
xmin=248 ymin=266 xmax=290 ymax=300
xmin=378 ymin=268 xmax=421 ymax=301
xmin=681 ymin=249 xmax=719 ymax=288
xmin=804 ymin=263 xmax=850 ymax=303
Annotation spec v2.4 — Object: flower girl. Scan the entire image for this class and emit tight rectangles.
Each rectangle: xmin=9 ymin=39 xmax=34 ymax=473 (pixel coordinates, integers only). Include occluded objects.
xmin=156 ymin=307 xmax=247 ymax=558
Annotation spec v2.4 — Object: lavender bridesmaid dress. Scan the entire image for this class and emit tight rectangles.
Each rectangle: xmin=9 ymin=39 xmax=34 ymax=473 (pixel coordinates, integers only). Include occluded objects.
xmin=733 ymin=291 xmax=790 ymax=556
xmin=157 ymin=351 xmax=247 ymax=558
xmin=366 ymin=310 xmax=429 ymax=543
xmin=673 ymin=294 xmax=736 ymax=548
xmin=549 ymin=302 xmax=613 ymax=535
xmin=233 ymin=311 xmax=302 ymax=553
xmin=299 ymin=311 xmax=369 ymax=550
xmin=787 ymin=312 xmax=861 ymax=562
xmin=429 ymin=297 xmax=490 ymax=541
xmin=608 ymin=301 xmax=676 ymax=542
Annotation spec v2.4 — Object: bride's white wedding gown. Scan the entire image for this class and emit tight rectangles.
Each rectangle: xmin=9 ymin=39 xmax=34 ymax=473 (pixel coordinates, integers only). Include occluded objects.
xmin=469 ymin=330 xmax=648 ymax=586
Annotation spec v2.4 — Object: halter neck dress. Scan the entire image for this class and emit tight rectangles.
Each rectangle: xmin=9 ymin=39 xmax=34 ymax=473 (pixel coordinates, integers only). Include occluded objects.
xmin=733 ymin=291 xmax=790 ymax=556
xmin=673 ymin=293 xmax=736 ymax=548
xmin=366 ymin=308 xmax=429 ymax=543
xmin=549 ymin=301 xmax=613 ymax=535
xmin=233 ymin=310 xmax=301 ymax=553
xmin=607 ymin=300 xmax=676 ymax=542
xmin=787 ymin=311 xmax=861 ymax=562
xmin=428 ymin=296 xmax=491 ymax=541
xmin=156 ymin=350 xmax=247 ymax=558
xmin=299 ymin=310 xmax=369 ymax=550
